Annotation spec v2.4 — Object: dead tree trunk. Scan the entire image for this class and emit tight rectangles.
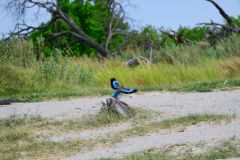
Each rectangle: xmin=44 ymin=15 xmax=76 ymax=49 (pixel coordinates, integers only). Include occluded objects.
xmin=198 ymin=0 xmax=240 ymax=36
xmin=104 ymin=0 xmax=128 ymax=53
xmin=5 ymin=0 xmax=109 ymax=58
xmin=101 ymin=98 xmax=135 ymax=118
xmin=206 ymin=0 xmax=240 ymax=33
xmin=160 ymin=30 xmax=193 ymax=45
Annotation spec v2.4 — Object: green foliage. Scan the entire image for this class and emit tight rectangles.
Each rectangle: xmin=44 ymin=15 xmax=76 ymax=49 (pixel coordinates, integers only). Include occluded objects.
xmin=227 ymin=16 xmax=240 ymax=28
xmin=1 ymin=55 xmax=240 ymax=100
xmin=126 ymin=25 xmax=209 ymax=53
xmin=30 ymin=0 xmax=129 ymax=56
xmin=0 ymin=39 xmax=35 ymax=66
xmin=206 ymin=34 xmax=240 ymax=58
xmin=140 ymin=25 xmax=161 ymax=50
xmin=178 ymin=26 xmax=208 ymax=41
xmin=1 ymin=34 xmax=240 ymax=100
xmin=138 ymin=34 xmax=240 ymax=64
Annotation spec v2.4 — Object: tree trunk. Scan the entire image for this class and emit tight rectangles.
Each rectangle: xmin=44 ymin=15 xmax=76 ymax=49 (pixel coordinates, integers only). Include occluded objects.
xmin=55 ymin=9 xmax=110 ymax=58
xmin=206 ymin=0 xmax=240 ymax=33
xmin=72 ymin=33 xmax=109 ymax=58
xmin=5 ymin=0 xmax=110 ymax=58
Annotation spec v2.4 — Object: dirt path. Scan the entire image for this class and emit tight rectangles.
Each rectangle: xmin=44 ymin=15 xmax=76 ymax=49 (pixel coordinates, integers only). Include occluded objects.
xmin=49 ymin=122 xmax=132 ymax=142
xmin=1 ymin=90 xmax=240 ymax=160
xmin=1 ymin=90 xmax=240 ymax=119
xmin=66 ymin=120 xmax=240 ymax=160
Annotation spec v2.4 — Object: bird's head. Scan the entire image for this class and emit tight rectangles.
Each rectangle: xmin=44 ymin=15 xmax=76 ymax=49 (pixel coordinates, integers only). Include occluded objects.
xmin=110 ymin=77 xmax=116 ymax=82
xmin=110 ymin=78 xmax=117 ymax=90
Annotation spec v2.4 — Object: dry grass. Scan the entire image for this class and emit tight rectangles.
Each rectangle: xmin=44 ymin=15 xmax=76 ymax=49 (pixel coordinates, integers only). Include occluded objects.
xmin=101 ymin=140 xmax=240 ymax=160
xmin=0 ymin=108 xmax=158 ymax=159
xmin=0 ymin=108 xmax=233 ymax=160
xmin=0 ymin=56 xmax=240 ymax=100
xmin=1 ymin=36 xmax=240 ymax=100
xmin=97 ymin=114 xmax=234 ymax=145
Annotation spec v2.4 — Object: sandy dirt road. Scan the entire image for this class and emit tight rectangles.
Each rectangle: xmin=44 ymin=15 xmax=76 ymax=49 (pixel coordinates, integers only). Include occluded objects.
xmin=1 ymin=90 xmax=240 ymax=160
xmin=0 ymin=90 xmax=240 ymax=119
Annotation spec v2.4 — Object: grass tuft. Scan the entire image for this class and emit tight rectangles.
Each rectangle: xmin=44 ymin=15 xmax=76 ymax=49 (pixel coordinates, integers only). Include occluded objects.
xmin=0 ymin=112 xmax=234 ymax=159
xmin=101 ymin=140 xmax=240 ymax=160
xmin=0 ymin=108 xmax=158 ymax=159
xmin=99 ymin=114 xmax=233 ymax=145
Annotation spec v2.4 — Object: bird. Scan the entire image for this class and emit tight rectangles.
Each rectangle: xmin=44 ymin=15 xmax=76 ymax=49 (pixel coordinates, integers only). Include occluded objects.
xmin=110 ymin=78 xmax=138 ymax=99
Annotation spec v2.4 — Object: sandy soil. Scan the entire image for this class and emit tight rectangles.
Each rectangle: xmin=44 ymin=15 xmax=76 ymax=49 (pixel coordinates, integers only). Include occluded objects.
xmin=0 ymin=90 xmax=240 ymax=119
xmin=1 ymin=90 xmax=240 ymax=160
xmin=66 ymin=120 xmax=240 ymax=160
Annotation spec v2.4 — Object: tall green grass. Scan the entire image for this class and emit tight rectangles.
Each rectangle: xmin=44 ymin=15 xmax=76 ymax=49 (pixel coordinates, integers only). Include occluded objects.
xmin=0 ymin=35 xmax=240 ymax=100
xmin=140 ymin=34 xmax=240 ymax=64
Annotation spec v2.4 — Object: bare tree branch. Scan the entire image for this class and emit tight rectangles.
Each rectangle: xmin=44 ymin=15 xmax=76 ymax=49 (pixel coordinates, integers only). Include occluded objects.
xmin=160 ymin=29 xmax=193 ymax=45
xmin=104 ymin=0 xmax=127 ymax=52
xmin=47 ymin=31 xmax=70 ymax=40
xmin=196 ymin=0 xmax=240 ymax=45
xmin=205 ymin=0 xmax=239 ymax=33
xmin=197 ymin=20 xmax=232 ymax=32
xmin=160 ymin=30 xmax=177 ymax=42
xmin=5 ymin=0 xmax=110 ymax=58
xmin=4 ymin=19 xmax=54 ymax=41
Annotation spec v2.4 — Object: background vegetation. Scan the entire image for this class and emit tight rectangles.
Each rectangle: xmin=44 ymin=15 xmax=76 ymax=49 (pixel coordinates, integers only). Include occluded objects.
xmin=1 ymin=33 xmax=240 ymax=100
xmin=1 ymin=0 xmax=240 ymax=100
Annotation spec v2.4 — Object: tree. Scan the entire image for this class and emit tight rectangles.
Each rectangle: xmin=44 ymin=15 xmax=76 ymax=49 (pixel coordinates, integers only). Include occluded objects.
xmin=5 ymin=0 xmax=129 ymax=58
xmin=138 ymin=26 xmax=159 ymax=50
xmin=101 ymin=0 xmax=129 ymax=53
xmin=198 ymin=0 xmax=240 ymax=41
xmin=206 ymin=0 xmax=240 ymax=33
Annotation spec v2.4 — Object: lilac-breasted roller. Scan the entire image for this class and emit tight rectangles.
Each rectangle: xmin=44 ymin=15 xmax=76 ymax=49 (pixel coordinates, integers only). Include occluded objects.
xmin=110 ymin=78 xmax=138 ymax=99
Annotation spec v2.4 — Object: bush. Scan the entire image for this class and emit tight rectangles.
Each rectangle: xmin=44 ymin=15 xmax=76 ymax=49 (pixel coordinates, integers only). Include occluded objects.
xmin=0 ymin=39 xmax=35 ymax=67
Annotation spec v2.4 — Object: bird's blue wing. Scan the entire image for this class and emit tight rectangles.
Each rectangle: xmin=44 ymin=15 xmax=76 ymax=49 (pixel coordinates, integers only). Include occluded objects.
xmin=120 ymin=88 xmax=138 ymax=94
